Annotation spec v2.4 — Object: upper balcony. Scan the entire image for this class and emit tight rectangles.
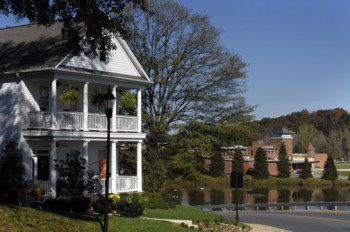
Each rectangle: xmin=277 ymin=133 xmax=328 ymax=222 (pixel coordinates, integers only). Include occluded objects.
xmin=23 ymin=76 xmax=142 ymax=134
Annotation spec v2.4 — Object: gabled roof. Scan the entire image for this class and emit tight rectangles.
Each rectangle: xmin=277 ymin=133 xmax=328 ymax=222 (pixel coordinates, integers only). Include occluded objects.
xmin=0 ymin=23 xmax=150 ymax=83
xmin=0 ymin=23 xmax=66 ymax=74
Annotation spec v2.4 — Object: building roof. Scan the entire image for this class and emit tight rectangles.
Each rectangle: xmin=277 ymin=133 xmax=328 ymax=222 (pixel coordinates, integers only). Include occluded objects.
xmin=273 ymin=127 xmax=295 ymax=135
xmin=0 ymin=23 xmax=151 ymax=83
xmin=0 ymin=23 xmax=66 ymax=74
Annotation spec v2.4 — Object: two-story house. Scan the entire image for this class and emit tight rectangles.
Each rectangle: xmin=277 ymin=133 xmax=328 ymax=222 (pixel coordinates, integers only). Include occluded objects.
xmin=0 ymin=23 xmax=151 ymax=197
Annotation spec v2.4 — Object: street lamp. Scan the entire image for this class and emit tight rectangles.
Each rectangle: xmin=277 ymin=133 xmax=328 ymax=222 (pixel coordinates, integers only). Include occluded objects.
xmin=103 ymin=86 xmax=115 ymax=232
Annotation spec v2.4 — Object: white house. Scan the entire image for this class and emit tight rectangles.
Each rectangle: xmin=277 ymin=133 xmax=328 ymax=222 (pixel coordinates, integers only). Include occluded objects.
xmin=0 ymin=23 xmax=151 ymax=197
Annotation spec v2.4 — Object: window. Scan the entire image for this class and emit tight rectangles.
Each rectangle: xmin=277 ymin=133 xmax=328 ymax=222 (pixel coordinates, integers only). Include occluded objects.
xmin=39 ymin=86 xmax=49 ymax=111
xmin=98 ymin=150 xmax=107 ymax=160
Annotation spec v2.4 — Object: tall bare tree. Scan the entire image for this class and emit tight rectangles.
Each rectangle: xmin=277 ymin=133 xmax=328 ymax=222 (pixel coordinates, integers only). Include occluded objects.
xmin=126 ymin=0 xmax=253 ymax=136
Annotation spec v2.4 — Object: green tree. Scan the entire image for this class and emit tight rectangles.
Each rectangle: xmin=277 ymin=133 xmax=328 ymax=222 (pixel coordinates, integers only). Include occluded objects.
xmin=55 ymin=151 xmax=88 ymax=196
xmin=277 ymin=143 xmax=290 ymax=178
xmin=321 ymin=156 xmax=338 ymax=181
xmin=210 ymin=153 xmax=224 ymax=177
xmin=300 ymin=158 xmax=312 ymax=179
xmin=232 ymin=149 xmax=243 ymax=173
xmin=0 ymin=0 xmax=148 ymax=57
xmin=0 ymin=141 xmax=24 ymax=201
xmin=253 ymin=147 xmax=269 ymax=179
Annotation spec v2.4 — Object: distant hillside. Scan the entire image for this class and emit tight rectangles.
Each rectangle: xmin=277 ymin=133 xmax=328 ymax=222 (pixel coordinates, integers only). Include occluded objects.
xmin=256 ymin=108 xmax=350 ymax=160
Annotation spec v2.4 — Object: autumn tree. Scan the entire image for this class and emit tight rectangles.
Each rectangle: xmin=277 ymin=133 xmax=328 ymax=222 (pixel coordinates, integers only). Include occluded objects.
xmin=277 ymin=143 xmax=290 ymax=178
xmin=0 ymin=0 xmax=148 ymax=57
xmin=253 ymin=147 xmax=269 ymax=179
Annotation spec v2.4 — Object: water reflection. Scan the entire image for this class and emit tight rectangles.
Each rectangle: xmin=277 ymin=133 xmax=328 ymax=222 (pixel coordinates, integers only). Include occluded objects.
xmin=181 ymin=187 xmax=350 ymax=206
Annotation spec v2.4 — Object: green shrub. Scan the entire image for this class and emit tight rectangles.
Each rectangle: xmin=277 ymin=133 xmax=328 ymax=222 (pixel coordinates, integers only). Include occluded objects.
xmin=45 ymin=197 xmax=92 ymax=213
xmin=115 ymin=193 xmax=144 ymax=217
xmin=0 ymin=141 xmax=25 ymax=203
xmin=140 ymin=192 xmax=175 ymax=209
xmin=92 ymin=196 xmax=114 ymax=214
xmin=70 ymin=196 xmax=91 ymax=213
xmin=44 ymin=198 xmax=71 ymax=211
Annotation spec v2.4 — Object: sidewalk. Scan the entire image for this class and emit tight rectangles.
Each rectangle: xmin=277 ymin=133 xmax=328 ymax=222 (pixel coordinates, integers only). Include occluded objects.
xmin=247 ymin=223 xmax=285 ymax=232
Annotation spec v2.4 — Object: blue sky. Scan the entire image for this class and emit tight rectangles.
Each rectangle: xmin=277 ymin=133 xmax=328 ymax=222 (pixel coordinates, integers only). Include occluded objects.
xmin=1 ymin=1 xmax=350 ymax=119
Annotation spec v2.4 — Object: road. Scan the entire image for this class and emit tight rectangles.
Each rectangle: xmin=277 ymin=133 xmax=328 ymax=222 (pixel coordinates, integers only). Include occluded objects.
xmin=216 ymin=210 xmax=350 ymax=232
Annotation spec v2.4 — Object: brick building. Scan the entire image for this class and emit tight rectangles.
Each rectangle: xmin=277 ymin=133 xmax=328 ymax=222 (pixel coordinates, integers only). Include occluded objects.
xmin=204 ymin=127 xmax=328 ymax=176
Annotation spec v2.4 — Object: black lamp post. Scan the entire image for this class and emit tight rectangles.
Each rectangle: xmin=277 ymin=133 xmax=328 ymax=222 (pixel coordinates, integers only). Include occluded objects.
xmin=103 ymin=86 xmax=115 ymax=232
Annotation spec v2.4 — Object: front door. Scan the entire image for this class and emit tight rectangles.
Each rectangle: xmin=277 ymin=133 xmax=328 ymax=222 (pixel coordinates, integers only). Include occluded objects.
xmin=37 ymin=156 xmax=50 ymax=180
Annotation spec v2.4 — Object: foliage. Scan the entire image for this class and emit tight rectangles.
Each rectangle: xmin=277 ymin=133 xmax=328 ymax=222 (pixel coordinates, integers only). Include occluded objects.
xmin=0 ymin=141 xmax=25 ymax=203
xmin=115 ymin=193 xmax=144 ymax=217
xmin=258 ymin=108 xmax=350 ymax=160
xmin=210 ymin=153 xmax=224 ymax=177
xmin=59 ymin=88 xmax=79 ymax=105
xmin=45 ymin=196 xmax=91 ymax=213
xmin=143 ymin=159 xmax=167 ymax=192
xmin=92 ymin=196 xmax=114 ymax=214
xmin=90 ymin=90 xmax=107 ymax=109
xmin=55 ymin=151 xmax=88 ymax=197
xmin=277 ymin=143 xmax=290 ymax=178
xmin=120 ymin=91 xmax=137 ymax=115
xmin=119 ymin=143 xmax=136 ymax=175
xmin=322 ymin=156 xmax=338 ymax=181
xmin=300 ymin=158 xmax=313 ymax=179
xmin=252 ymin=147 xmax=269 ymax=179
xmin=232 ymin=149 xmax=243 ymax=173
xmin=139 ymin=192 xmax=175 ymax=209
xmin=0 ymin=0 xmax=148 ymax=57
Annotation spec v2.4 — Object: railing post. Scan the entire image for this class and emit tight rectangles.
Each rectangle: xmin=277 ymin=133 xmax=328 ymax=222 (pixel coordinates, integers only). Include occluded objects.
xmin=51 ymin=78 xmax=57 ymax=129
xmin=83 ymin=82 xmax=89 ymax=131
xmin=112 ymin=86 xmax=117 ymax=132
xmin=137 ymin=141 xmax=142 ymax=192
xmin=137 ymin=89 xmax=142 ymax=133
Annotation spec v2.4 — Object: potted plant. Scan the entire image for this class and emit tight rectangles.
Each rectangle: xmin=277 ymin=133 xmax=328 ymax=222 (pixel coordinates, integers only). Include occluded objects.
xmin=59 ymin=88 xmax=79 ymax=111
xmin=91 ymin=90 xmax=107 ymax=110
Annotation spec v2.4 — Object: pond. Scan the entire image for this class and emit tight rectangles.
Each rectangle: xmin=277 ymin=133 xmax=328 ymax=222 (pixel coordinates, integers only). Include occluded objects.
xmin=164 ymin=187 xmax=350 ymax=206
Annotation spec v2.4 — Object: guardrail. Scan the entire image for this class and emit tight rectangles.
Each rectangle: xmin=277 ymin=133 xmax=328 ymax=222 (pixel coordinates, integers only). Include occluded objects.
xmin=27 ymin=111 xmax=139 ymax=132
xmin=193 ymin=202 xmax=350 ymax=211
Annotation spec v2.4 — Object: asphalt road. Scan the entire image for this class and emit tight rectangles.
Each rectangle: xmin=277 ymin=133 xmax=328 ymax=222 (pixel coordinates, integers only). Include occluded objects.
xmin=216 ymin=210 xmax=350 ymax=232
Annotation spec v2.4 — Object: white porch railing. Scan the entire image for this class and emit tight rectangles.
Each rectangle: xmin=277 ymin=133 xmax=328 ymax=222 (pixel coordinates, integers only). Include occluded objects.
xmin=100 ymin=176 xmax=138 ymax=194
xmin=26 ymin=112 xmax=139 ymax=132
xmin=116 ymin=116 xmax=138 ymax=132
xmin=56 ymin=112 xmax=84 ymax=130
xmin=26 ymin=112 xmax=52 ymax=129
xmin=88 ymin=113 xmax=107 ymax=131
xmin=25 ymin=180 xmax=51 ymax=194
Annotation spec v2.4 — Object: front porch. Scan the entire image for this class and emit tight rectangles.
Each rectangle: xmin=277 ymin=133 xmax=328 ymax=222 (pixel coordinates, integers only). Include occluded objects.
xmin=27 ymin=139 xmax=142 ymax=197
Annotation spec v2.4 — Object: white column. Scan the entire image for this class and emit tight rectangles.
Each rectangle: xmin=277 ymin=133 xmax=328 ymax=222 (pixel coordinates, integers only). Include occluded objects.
xmin=83 ymin=140 xmax=89 ymax=175
xmin=51 ymin=78 xmax=57 ymax=129
xmin=137 ymin=89 xmax=142 ymax=133
xmin=112 ymin=86 xmax=117 ymax=132
xmin=83 ymin=82 xmax=89 ymax=131
xmin=50 ymin=140 xmax=57 ymax=198
xmin=137 ymin=141 xmax=142 ymax=192
xmin=111 ymin=141 xmax=117 ymax=193
xmin=33 ymin=156 xmax=38 ymax=180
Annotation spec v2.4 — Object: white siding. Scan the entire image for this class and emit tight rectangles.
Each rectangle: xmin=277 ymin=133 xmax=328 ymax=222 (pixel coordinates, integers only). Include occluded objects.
xmin=0 ymin=80 xmax=22 ymax=149
xmin=63 ymin=37 xmax=141 ymax=77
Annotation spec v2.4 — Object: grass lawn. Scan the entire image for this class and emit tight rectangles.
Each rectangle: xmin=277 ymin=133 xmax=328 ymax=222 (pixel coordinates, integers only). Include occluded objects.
xmin=335 ymin=162 xmax=350 ymax=169
xmin=338 ymin=171 xmax=350 ymax=176
xmin=0 ymin=204 xmax=243 ymax=232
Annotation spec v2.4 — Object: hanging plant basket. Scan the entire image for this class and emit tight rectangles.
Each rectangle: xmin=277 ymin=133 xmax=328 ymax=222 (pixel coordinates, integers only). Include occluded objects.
xmin=91 ymin=90 xmax=107 ymax=109
xmin=60 ymin=88 xmax=79 ymax=106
